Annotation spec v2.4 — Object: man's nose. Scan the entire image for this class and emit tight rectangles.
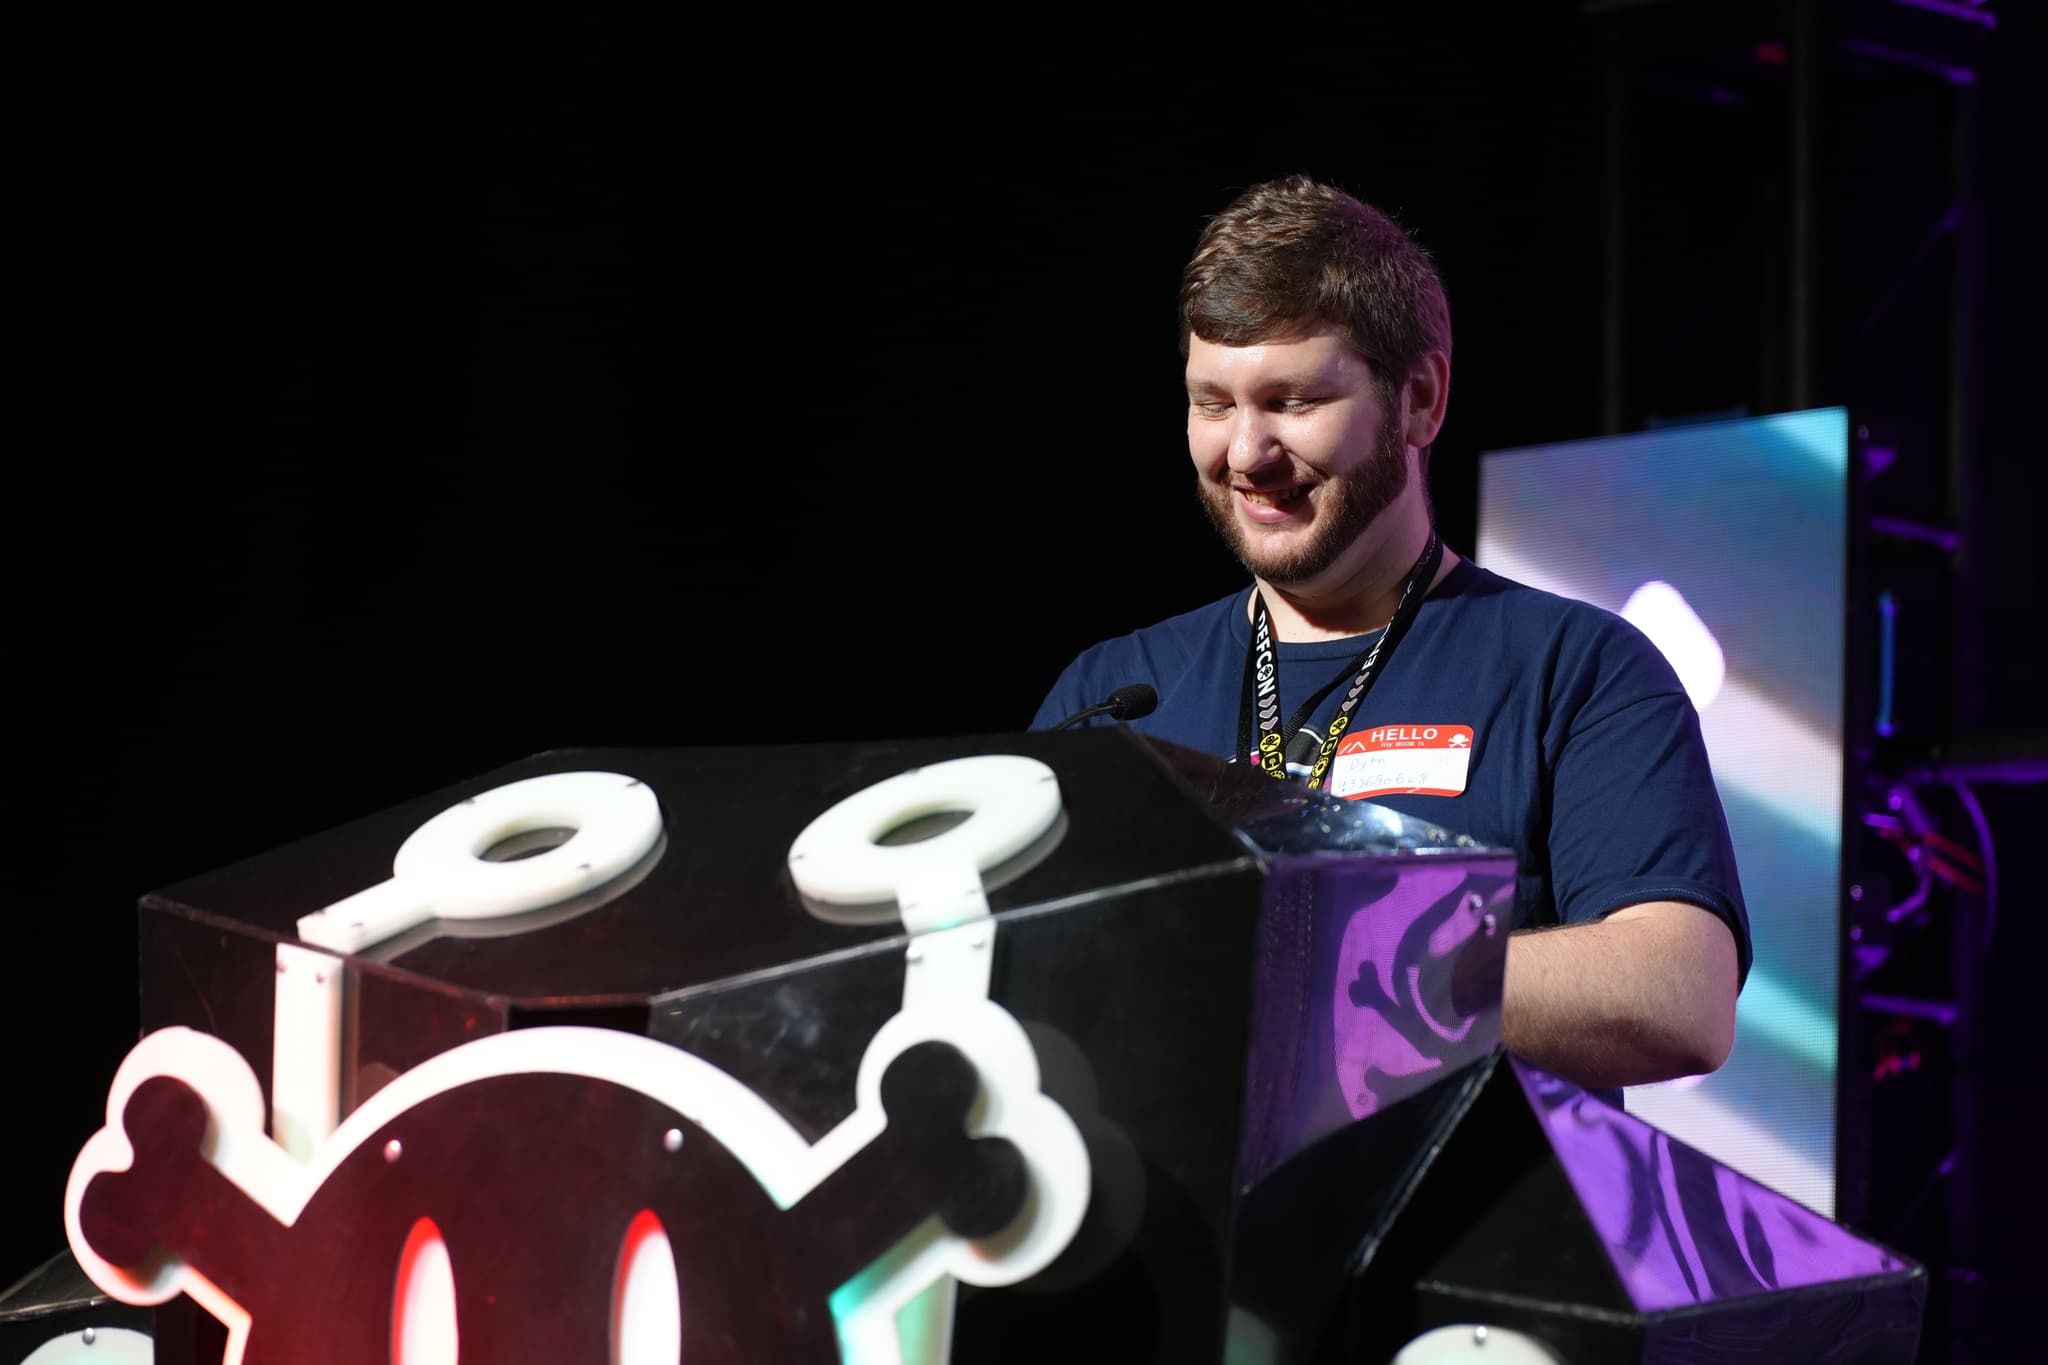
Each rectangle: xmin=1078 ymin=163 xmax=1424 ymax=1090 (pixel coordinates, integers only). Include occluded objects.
xmin=1227 ymin=408 xmax=1283 ymax=473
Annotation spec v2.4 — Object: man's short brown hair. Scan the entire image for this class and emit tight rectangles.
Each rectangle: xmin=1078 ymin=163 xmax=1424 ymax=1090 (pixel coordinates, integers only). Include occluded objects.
xmin=1179 ymin=174 xmax=1453 ymax=414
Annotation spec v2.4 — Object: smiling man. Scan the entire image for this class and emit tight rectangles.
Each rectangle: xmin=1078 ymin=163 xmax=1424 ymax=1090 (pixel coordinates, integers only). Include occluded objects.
xmin=1031 ymin=174 xmax=1747 ymax=1093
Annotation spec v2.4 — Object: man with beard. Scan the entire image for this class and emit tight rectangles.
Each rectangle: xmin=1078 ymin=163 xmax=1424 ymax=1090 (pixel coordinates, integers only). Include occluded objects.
xmin=1031 ymin=175 xmax=1747 ymax=1092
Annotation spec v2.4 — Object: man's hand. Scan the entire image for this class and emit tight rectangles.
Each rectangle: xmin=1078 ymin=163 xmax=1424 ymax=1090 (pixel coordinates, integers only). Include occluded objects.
xmin=1500 ymin=900 xmax=1740 ymax=1091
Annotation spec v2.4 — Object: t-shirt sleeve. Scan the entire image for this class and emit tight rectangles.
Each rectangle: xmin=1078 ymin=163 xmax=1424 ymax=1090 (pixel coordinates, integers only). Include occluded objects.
xmin=1543 ymin=624 xmax=1753 ymax=984
xmin=1029 ymin=654 xmax=1102 ymax=732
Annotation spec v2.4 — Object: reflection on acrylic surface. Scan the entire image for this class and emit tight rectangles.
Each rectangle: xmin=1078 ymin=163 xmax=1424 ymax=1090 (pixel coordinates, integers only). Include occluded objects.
xmin=1332 ymin=862 xmax=1507 ymax=1120
xmin=1512 ymin=1058 xmax=1905 ymax=1314
xmin=1237 ymin=844 xmax=1513 ymax=1186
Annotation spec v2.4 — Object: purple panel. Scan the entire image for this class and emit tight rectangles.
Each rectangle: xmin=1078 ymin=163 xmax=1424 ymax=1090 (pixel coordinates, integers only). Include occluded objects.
xmin=1331 ymin=861 xmax=1504 ymax=1120
xmin=1238 ymin=850 xmax=1512 ymax=1184
xmin=1512 ymin=1058 xmax=1914 ymax=1313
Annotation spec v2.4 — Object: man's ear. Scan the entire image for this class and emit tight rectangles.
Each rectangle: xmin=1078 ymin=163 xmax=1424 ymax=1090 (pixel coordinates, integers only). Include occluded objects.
xmin=1402 ymin=351 xmax=1451 ymax=451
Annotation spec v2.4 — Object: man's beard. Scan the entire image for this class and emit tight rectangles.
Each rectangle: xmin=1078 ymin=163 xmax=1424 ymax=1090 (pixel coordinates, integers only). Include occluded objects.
xmin=1197 ymin=408 xmax=1411 ymax=586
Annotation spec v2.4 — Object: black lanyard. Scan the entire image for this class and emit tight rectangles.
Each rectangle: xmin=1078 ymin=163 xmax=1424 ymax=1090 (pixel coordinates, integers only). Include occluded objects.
xmin=1237 ymin=532 xmax=1442 ymax=790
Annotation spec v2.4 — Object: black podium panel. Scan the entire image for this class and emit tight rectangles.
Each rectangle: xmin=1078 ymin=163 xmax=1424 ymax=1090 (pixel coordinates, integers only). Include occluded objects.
xmin=74 ymin=727 xmax=1922 ymax=1363
xmin=125 ymin=727 xmax=1276 ymax=1360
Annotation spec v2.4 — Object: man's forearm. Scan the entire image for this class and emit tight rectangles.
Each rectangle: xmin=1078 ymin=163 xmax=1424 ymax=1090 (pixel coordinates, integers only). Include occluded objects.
xmin=1499 ymin=900 xmax=1740 ymax=1091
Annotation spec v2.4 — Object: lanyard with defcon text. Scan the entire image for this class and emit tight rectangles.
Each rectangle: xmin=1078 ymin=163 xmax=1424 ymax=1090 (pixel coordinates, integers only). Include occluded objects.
xmin=1236 ymin=531 xmax=1443 ymax=791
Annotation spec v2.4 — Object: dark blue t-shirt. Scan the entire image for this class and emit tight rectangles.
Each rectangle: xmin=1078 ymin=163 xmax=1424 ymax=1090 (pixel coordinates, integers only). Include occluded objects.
xmin=1031 ymin=558 xmax=1750 ymax=980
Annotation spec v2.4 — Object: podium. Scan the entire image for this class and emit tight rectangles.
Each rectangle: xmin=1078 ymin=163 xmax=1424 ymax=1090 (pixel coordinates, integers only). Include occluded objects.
xmin=52 ymin=728 xmax=1924 ymax=1362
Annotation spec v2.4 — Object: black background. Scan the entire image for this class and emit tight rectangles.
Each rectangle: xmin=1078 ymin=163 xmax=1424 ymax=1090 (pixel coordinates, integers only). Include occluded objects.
xmin=9 ymin=5 xmax=2042 ymax=1357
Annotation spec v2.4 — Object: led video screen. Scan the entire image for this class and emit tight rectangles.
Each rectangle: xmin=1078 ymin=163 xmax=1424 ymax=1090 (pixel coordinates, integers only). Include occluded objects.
xmin=1477 ymin=407 xmax=1848 ymax=1216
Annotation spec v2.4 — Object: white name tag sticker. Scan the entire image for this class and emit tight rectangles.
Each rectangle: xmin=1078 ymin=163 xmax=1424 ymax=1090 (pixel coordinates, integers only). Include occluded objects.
xmin=1330 ymin=724 xmax=1473 ymax=800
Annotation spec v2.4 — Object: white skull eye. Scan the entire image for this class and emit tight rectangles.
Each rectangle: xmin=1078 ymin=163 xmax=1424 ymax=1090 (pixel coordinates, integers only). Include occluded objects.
xmin=392 ymin=1216 xmax=458 ymax=1365
xmin=612 ymin=1208 xmax=681 ymax=1365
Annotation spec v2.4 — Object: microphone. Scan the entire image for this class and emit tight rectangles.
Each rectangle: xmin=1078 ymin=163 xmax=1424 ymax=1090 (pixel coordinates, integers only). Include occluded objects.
xmin=1052 ymin=683 xmax=1159 ymax=731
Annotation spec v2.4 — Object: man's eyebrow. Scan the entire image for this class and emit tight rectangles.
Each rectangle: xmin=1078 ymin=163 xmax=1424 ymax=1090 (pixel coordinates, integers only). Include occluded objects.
xmin=1185 ymin=370 xmax=1335 ymax=395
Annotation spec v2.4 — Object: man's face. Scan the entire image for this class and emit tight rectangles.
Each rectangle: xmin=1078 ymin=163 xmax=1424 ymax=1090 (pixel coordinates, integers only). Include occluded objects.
xmin=1185 ymin=321 xmax=1410 ymax=586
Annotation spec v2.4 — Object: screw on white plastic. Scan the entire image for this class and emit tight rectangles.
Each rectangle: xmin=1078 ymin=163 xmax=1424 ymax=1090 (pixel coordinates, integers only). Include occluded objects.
xmin=1390 ymin=1322 xmax=1562 ymax=1364
xmin=21 ymin=1325 xmax=155 ymax=1364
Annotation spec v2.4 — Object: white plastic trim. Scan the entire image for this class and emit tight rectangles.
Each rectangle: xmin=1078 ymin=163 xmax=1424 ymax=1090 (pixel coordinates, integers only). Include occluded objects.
xmin=896 ymin=860 xmax=995 ymax=1011
xmin=831 ymin=1000 xmax=1090 ymax=1362
xmin=296 ymin=770 xmax=662 ymax=953
xmin=67 ymin=1016 xmax=1086 ymax=1365
xmin=786 ymin=756 xmax=1062 ymax=908
xmin=269 ymin=943 xmax=344 ymax=1163
xmin=876 ymin=858 xmax=993 ymax=1365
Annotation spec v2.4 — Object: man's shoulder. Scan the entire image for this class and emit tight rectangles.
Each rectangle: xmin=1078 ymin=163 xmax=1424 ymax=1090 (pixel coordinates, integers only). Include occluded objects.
xmin=1031 ymin=588 xmax=1248 ymax=731
xmin=1434 ymin=560 xmax=1687 ymax=691
xmin=1435 ymin=560 xmax=1649 ymax=644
